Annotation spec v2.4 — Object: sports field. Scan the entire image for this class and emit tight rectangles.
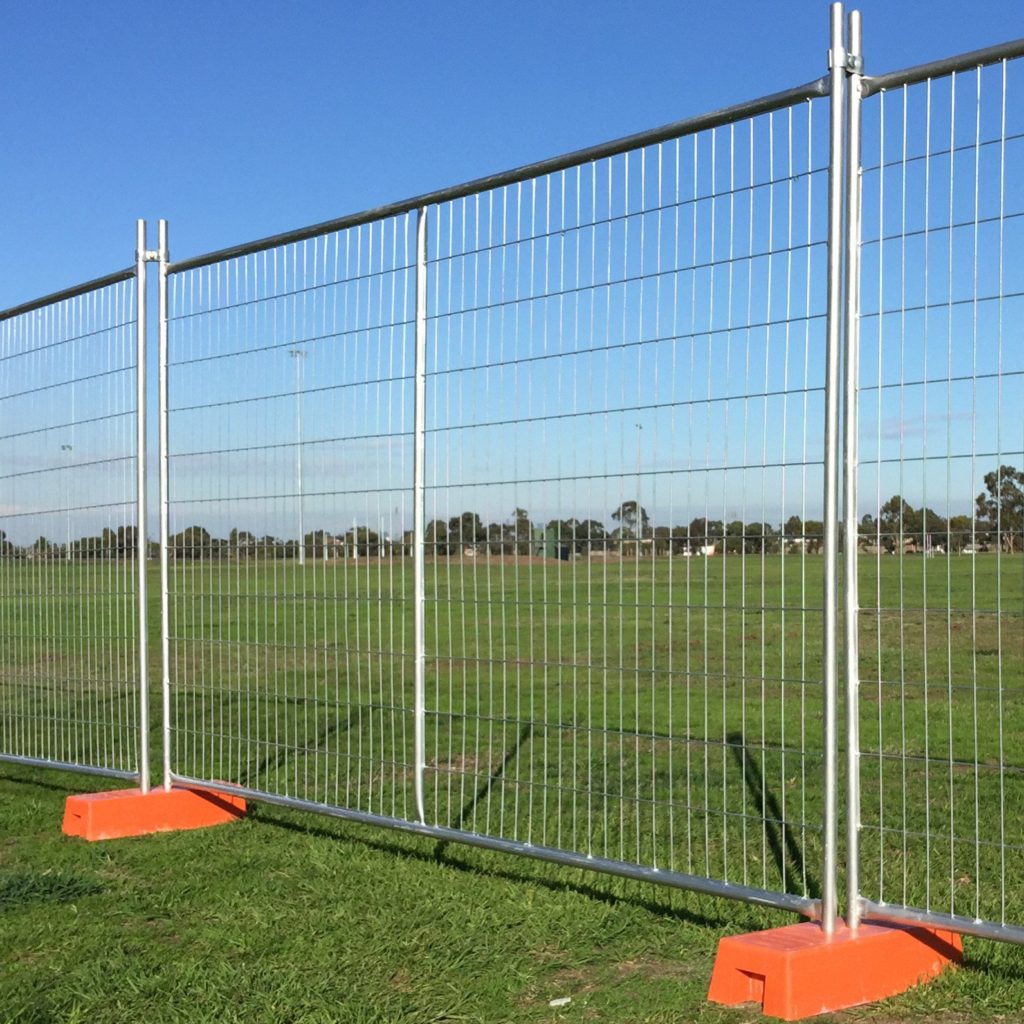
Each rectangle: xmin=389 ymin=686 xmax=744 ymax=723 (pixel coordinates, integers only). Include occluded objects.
xmin=2 ymin=553 xmax=1023 ymax=1021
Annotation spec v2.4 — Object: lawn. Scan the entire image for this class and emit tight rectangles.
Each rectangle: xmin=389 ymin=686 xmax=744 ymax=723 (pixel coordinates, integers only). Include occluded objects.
xmin=2 ymin=551 xmax=1024 ymax=1021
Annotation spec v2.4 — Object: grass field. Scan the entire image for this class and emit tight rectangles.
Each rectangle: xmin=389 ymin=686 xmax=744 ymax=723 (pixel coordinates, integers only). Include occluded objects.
xmin=3 ymin=552 xmax=1024 ymax=1021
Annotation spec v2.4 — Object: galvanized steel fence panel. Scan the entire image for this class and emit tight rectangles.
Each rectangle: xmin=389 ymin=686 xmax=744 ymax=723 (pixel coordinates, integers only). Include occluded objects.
xmin=164 ymin=218 xmax=419 ymax=817
xmin=0 ymin=272 xmax=142 ymax=779
xmin=421 ymin=100 xmax=832 ymax=905
xmin=852 ymin=48 xmax=1024 ymax=941
xmin=6 ymin=2 xmax=1024 ymax=949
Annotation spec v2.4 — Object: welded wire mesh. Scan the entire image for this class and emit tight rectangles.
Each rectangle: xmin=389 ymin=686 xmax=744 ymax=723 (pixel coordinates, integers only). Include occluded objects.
xmin=0 ymin=277 xmax=140 ymax=776
xmin=166 ymin=220 xmax=417 ymax=816
xmin=857 ymin=56 xmax=1024 ymax=930
xmin=423 ymin=97 xmax=831 ymax=898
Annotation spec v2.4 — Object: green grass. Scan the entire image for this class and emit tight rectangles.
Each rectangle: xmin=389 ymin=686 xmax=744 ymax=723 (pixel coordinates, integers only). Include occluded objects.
xmin=3 ymin=762 xmax=1024 ymax=1024
xmin=2 ymin=552 xmax=1024 ymax=1021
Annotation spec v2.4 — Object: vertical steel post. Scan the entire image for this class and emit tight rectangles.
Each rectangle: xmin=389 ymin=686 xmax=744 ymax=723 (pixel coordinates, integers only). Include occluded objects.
xmin=135 ymin=219 xmax=151 ymax=795
xmin=843 ymin=9 xmax=864 ymax=930
xmin=821 ymin=1 xmax=847 ymax=937
xmin=413 ymin=207 xmax=428 ymax=824
xmin=158 ymin=219 xmax=172 ymax=792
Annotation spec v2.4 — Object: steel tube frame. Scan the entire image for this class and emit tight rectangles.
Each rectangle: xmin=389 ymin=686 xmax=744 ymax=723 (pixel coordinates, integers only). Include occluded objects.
xmin=135 ymin=220 xmax=151 ymax=794
xmin=858 ymin=898 xmax=1024 ymax=946
xmin=165 ymin=80 xmax=829 ymax=275
xmin=412 ymin=207 xmax=428 ymax=824
xmin=0 ymin=268 xmax=135 ymax=323
xmin=820 ymin=0 xmax=848 ymax=939
xmin=158 ymin=219 xmax=172 ymax=792
xmin=862 ymin=37 xmax=1024 ymax=97
xmin=169 ymin=772 xmax=821 ymax=919
xmin=843 ymin=9 xmax=864 ymax=931
xmin=0 ymin=754 xmax=139 ymax=782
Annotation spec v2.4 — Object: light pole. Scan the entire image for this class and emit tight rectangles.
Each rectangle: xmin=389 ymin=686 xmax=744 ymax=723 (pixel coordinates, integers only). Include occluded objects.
xmin=289 ymin=348 xmax=306 ymax=566
xmin=61 ymin=444 xmax=73 ymax=560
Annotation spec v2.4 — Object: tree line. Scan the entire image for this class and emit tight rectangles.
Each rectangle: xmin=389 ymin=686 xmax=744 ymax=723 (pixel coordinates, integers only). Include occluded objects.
xmin=4 ymin=466 xmax=1023 ymax=561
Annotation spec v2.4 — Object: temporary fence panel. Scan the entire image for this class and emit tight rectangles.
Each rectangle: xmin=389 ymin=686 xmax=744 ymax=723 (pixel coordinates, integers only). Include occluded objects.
xmin=421 ymin=95 xmax=835 ymax=910
xmin=0 ymin=269 xmax=143 ymax=780
xmin=164 ymin=217 xmax=419 ymax=818
xmin=853 ymin=43 xmax=1024 ymax=941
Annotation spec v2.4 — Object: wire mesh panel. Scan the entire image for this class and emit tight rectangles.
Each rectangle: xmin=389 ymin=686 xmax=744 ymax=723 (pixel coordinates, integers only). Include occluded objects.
xmin=166 ymin=219 xmax=417 ymax=817
xmin=857 ymin=55 xmax=1024 ymax=935
xmin=0 ymin=275 xmax=140 ymax=777
xmin=422 ymin=97 xmax=832 ymax=901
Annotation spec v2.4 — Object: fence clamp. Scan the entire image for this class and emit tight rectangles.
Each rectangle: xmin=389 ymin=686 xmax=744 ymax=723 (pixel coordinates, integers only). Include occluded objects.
xmin=137 ymin=249 xmax=162 ymax=262
xmin=845 ymin=52 xmax=864 ymax=74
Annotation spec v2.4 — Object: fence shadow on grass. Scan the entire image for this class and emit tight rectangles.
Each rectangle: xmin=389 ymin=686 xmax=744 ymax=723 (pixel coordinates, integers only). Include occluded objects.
xmin=248 ymin=803 xmax=753 ymax=933
xmin=727 ymin=731 xmax=819 ymax=900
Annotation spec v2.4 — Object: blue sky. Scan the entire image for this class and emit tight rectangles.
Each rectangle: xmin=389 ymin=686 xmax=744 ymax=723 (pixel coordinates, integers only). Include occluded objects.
xmin=1 ymin=2 xmax=1022 ymax=545
xmin=2 ymin=1 xmax=1022 ymax=309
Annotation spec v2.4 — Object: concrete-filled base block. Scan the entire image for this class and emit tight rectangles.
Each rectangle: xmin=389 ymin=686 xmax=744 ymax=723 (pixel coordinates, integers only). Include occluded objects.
xmin=63 ymin=786 xmax=247 ymax=841
xmin=707 ymin=920 xmax=962 ymax=1021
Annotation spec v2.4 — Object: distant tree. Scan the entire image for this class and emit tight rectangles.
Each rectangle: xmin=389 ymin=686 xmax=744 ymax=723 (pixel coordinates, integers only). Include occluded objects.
xmin=802 ymin=520 xmax=824 ymax=554
xmin=745 ymin=522 xmax=779 ymax=555
xmin=230 ymin=528 xmax=257 ymax=558
xmin=946 ymin=514 xmax=974 ymax=554
xmin=303 ymin=530 xmax=331 ymax=560
xmin=116 ymin=525 xmax=138 ymax=558
xmin=670 ymin=525 xmax=690 ymax=555
xmin=878 ymin=495 xmax=914 ymax=553
xmin=687 ymin=518 xmax=724 ymax=553
xmin=426 ymin=519 xmax=449 ymax=556
xmin=575 ymin=519 xmax=608 ymax=554
xmin=724 ymin=520 xmax=745 ymax=554
xmin=513 ymin=508 xmax=532 ymax=556
xmin=976 ymin=465 xmax=1024 ymax=553
xmin=32 ymin=536 xmax=53 ymax=559
xmin=611 ymin=501 xmax=649 ymax=540
xmin=448 ymin=512 xmax=485 ymax=550
xmin=652 ymin=525 xmax=672 ymax=556
xmin=784 ymin=515 xmax=804 ymax=540
xmin=172 ymin=525 xmax=212 ymax=560
xmin=343 ymin=526 xmax=380 ymax=558
xmin=0 ymin=530 xmax=12 ymax=558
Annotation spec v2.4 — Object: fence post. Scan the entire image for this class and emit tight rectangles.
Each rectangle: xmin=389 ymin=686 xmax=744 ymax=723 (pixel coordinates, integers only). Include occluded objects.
xmin=158 ymin=219 xmax=172 ymax=792
xmin=135 ymin=220 xmax=151 ymax=795
xmin=413 ymin=207 xmax=428 ymax=824
xmin=821 ymin=0 xmax=847 ymax=938
xmin=843 ymin=9 xmax=864 ymax=931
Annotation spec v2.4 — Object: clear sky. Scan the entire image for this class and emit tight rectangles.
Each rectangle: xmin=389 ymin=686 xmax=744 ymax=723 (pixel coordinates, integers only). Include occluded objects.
xmin=2 ymin=2 xmax=1022 ymax=547
xmin=2 ymin=1 xmax=1022 ymax=308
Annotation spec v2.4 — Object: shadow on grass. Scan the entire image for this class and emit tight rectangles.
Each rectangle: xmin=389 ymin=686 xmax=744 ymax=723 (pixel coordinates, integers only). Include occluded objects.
xmin=0 ymin=871 xmax=104 ymax=910
xmin=440 ymin=722 xmax=534 ymax=835
xmin=250 ymin=802 xmax=753 ymax=933
xmin=727 ymin=731 xmax=819 ymax=901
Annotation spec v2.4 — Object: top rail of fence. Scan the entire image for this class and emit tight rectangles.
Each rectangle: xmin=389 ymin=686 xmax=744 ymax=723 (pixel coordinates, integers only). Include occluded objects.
xmin=0 ymin=267 xmax=135 ymax=324
xmin=862 ymin=36 xmax=1024 ymax=97
xmin=165 ymin=75 xmax=830 ymax=275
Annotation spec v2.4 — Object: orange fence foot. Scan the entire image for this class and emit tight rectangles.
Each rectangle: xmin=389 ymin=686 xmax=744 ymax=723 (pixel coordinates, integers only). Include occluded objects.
xmin=62 ymin=786 xmax=246 ymax=841
xmin=707 ymin=919 xmax=962 ymax=1021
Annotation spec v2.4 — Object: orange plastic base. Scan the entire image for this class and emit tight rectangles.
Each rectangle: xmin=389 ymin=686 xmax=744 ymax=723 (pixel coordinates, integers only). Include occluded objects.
xmin=707 ymin=920 xmax=962 ymax=1020
xmin=62 ymin=786 xmax=246 ymax=841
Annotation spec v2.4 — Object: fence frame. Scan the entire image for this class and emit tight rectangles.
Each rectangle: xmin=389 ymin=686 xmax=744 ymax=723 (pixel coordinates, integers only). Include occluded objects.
xmin=0 ymin=247 xmax=144 ymax=784
xmin=3 ymin=2 xmax=1024 ymax=950
xmin=846 ymin=28 xmax=1024 ymax=946
xmin=157 ymin=34 xmax=842 ymax=924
